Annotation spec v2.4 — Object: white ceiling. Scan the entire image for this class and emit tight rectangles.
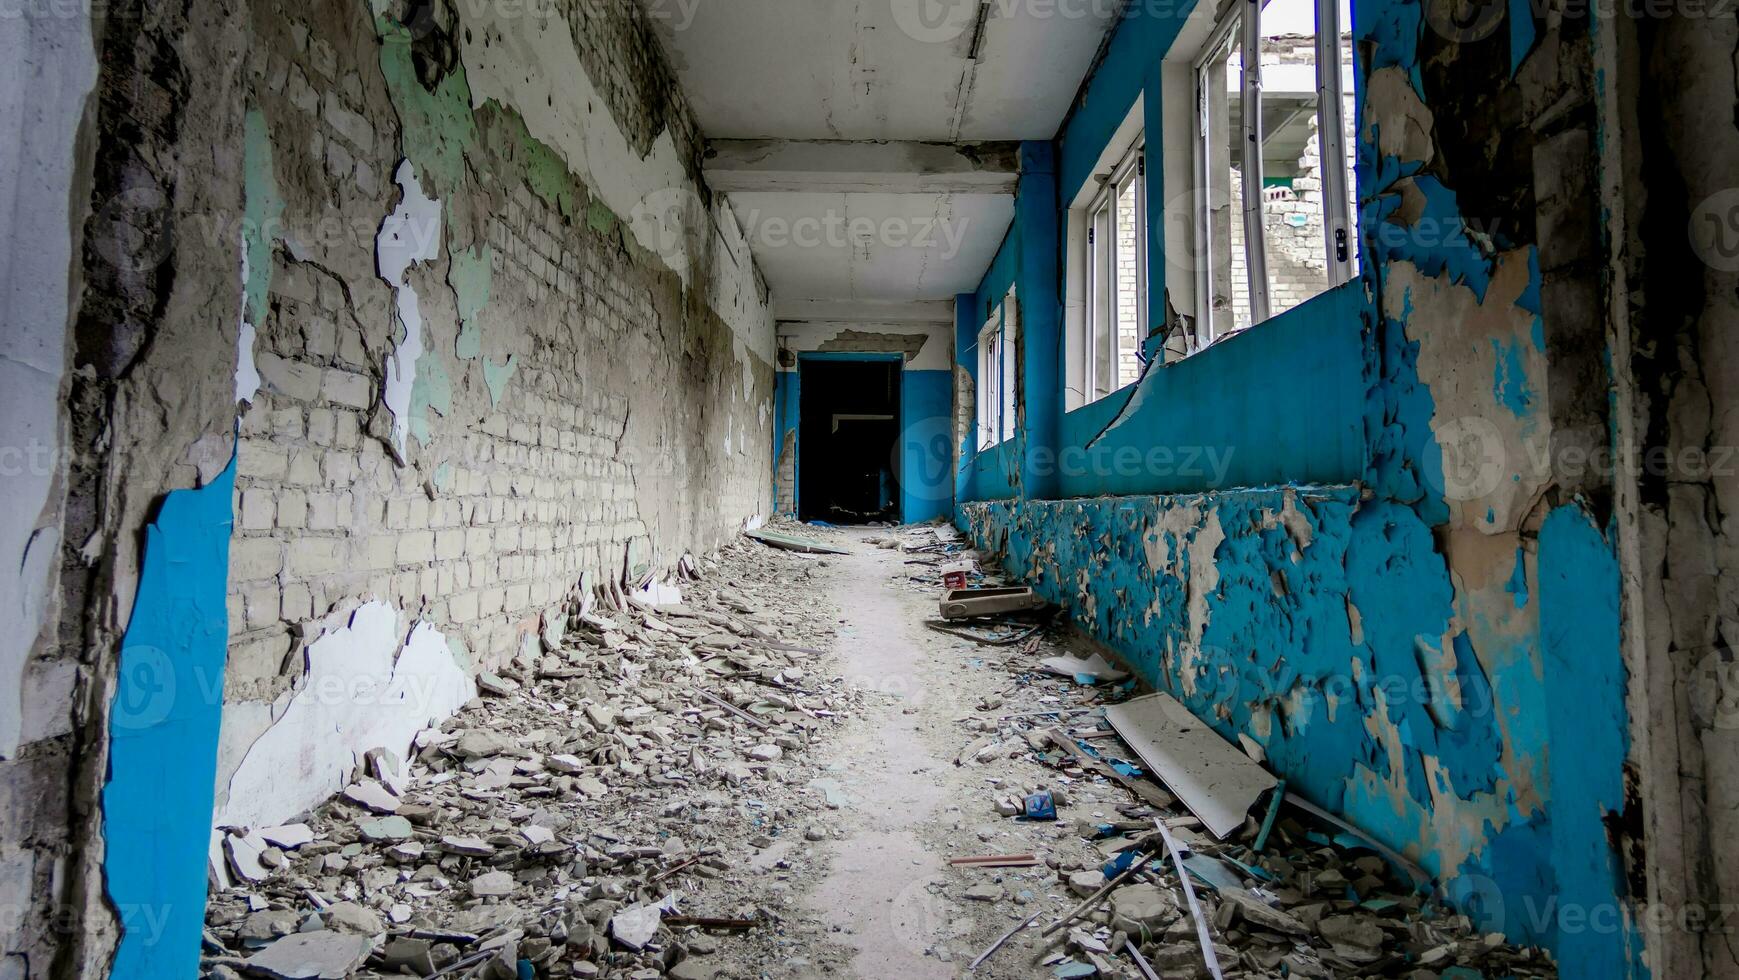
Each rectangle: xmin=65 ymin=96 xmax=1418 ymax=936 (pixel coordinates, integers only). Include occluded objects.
xmin=648 ymin=0 xmax=1120 ymax=316
xmin=729 ymin=191 xmax=1015 ymax=310
xmin=651 ymin=0 xmax=1118 ymax=141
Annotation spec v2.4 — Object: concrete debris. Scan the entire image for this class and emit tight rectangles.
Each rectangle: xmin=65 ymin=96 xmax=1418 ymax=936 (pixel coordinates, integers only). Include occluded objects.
xmin=339 ymin=780 xmax=399 ymax=815
xmin=609 ymin=904 xmax=663 ymax=950
xmin=1037 ymin=653 xmax=1130 ymax=684
xmin=201 ymin=530 xmax=858 ymax=979
xmin=196 ymin=520 xmax=1554 ymax=979
xmin=242 ymin=931 xmax=372 ymax=979
xmin=880 ymin=521 xmax=1556 ymax=979
xmin=258 ymin=825 xmax=315 ymax=850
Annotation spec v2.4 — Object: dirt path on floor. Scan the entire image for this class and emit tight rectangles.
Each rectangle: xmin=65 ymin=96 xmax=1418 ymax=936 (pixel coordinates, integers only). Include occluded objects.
xmin=796 ymin=528 xmax=1097 ymax=979
xmin=801 ymin=531 xmax=966 ymax=978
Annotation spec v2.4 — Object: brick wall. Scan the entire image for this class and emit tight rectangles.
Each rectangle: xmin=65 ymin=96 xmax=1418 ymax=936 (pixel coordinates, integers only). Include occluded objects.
xmin=212 ymin=0 xmax=775 ymax=827
xmin=1115 ymin=181 xmax=1144 ymax=385
xmin=1219 ymin=34 xmax=1357 ymax=337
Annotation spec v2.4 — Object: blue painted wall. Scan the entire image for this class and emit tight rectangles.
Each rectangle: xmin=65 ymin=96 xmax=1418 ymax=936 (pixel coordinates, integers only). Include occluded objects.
xmin=950 ymin=0 xmax=1639 ymax=972
xmin=1058 ymin=285 xmax=1368 ymax=497
xmin=900 ymin=368 xmax=954 ymax=523
xmin=958 ymin=223 xmax=1023 ymax=504
xmin=103 ymin=456 xmax=237 ymax=979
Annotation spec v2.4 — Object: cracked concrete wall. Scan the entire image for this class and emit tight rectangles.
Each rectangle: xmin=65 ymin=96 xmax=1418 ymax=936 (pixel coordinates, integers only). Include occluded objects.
xmin=1605 ymin=5 xmax=1739 ymax=977
xmin=959 ymin=0 xmax=1647 ymax=972
xmin=212 ymin=0 xmax=776 ymax=839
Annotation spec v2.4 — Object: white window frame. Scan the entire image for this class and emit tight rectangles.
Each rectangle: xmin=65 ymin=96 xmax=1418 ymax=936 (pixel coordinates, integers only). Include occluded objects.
xmin=975 ymin=293 xmax=1018 ymax=450
xmin=976 ymin=313 xmax=1002 ymax=450
xmin=1190 ymin=0 xmax=1354 ymax=352
xmin=1064 ymin=98 xmax=1148 ymax=412
xmin=1083 ymin=142 xmax=1148 ymax=403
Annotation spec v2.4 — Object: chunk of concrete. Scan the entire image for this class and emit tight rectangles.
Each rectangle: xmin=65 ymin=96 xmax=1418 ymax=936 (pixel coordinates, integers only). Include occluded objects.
xmin=243 ymin=931 xmax=372 ymax=979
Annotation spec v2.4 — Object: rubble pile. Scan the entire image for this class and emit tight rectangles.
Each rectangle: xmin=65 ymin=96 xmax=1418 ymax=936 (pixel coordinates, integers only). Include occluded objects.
xmin=203 ymin=525 xmax=856 ymax=980
xmin=883 ymin=524 xmax=1556 ymax=980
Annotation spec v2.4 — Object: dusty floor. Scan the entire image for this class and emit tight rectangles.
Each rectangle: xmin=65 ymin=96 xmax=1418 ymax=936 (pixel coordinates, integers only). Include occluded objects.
xmin=204 ymin=523 xmax=1559 ymax=980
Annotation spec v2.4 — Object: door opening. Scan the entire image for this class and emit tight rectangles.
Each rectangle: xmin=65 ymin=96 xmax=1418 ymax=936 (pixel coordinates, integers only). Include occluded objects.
xmin=797 ymin=358 xmax=902 ymax=524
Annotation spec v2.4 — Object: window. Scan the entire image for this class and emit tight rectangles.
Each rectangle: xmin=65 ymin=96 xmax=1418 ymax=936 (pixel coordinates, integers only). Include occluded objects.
xmin=1066 ymin=104 xmax=1149 ymax=411
xmin=1191 ymin=0 xmax=1355 ymax=351
xmin=1084 ymin=143 xmax=1148 ymax=402
xmin=975 ymin=295 xmax=1018 ymax=449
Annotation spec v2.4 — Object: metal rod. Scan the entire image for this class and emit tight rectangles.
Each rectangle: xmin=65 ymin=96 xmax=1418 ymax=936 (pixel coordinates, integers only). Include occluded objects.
xmin=1156 ymin=820 xmax=1226 ymax=980
xmin=1240 ymin=0 xmax=1271 ymax=324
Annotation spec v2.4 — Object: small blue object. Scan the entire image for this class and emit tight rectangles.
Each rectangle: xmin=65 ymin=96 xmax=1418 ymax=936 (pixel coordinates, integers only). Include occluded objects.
xmin=1021 ymin=791 xmax=1057 ymax=821
xmin=1109 ymin=760 xmax=1143 ymax=779
xmin=1074 ymin=672 xmax=1100 ymax=686
xmin=518 ymin=960 xmax=535 ymax=980
xmin=1054 ymin=960 xmax=1097 ymax=978
xmin=1102 ymin=850 xmax=1141 ymax=878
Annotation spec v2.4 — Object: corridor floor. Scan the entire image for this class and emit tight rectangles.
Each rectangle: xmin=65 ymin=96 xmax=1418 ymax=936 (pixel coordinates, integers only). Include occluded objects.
xmin=203 ymin=524 xmax=1558 ymax=980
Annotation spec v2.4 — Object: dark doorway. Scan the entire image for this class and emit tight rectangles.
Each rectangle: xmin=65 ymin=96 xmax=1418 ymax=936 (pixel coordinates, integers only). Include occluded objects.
xmin=798 ymin=358 xmax=902 ymax=524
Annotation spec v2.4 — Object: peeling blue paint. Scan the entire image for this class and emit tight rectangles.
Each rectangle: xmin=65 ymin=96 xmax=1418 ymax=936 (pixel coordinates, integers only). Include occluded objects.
xmin=773 ymin=369 xmax=799 ymax=515
xmin=1507 ymin=548 xmax=1530 ymax=608
xmin=949 ymin=0 xmax=1637 ymax=970
xmin=103 ymin=455 xmax=236 ymax=979
xmin=1492 ymin=336 xmax=1536 ymax=417
xmin=1539 ymin=503 xmax=1635 ymax=977
xmin=1509 ymin=0 xmax=1540 ymax=76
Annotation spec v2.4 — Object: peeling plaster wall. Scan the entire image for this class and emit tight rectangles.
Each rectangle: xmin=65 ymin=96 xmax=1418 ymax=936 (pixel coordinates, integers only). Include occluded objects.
xmin=957 ymin=0 xmax=1643 ymax=972
xmin=0 ymin=4 xmax=96 ymax=977
xmin=3 ymin=0 xmax=776 ymax=972
xmin=44 ymin=0 xmax=263 ymax=972
xmin=211 ymin=0 xmax=776 ymax=835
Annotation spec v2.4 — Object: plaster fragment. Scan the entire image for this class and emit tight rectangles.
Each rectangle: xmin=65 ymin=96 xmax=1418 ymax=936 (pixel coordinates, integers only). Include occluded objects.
xmin=214 ymin=600 xmax=473 ymax=861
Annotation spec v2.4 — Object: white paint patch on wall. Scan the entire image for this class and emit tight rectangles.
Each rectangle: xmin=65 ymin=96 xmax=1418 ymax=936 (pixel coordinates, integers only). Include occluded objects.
xmin=214 ymin=600 xmax=473 ymax=836
xmin=0 ymin=7 xmax=96 ymax=759
xmin=458 ymin=2 xmax=773 ymax=361
xmin=235 ymin=241 xmax=262 ymax=403
xmin=376 ymin=160 xmax=443 ymax=456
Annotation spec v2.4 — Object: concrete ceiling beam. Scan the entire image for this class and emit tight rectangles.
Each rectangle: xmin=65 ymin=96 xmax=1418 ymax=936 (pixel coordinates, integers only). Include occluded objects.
xmin=772 ymin=298 xmax=958 ymax=323
xmin=705 ymin=139 xmax=1021 ymax=195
